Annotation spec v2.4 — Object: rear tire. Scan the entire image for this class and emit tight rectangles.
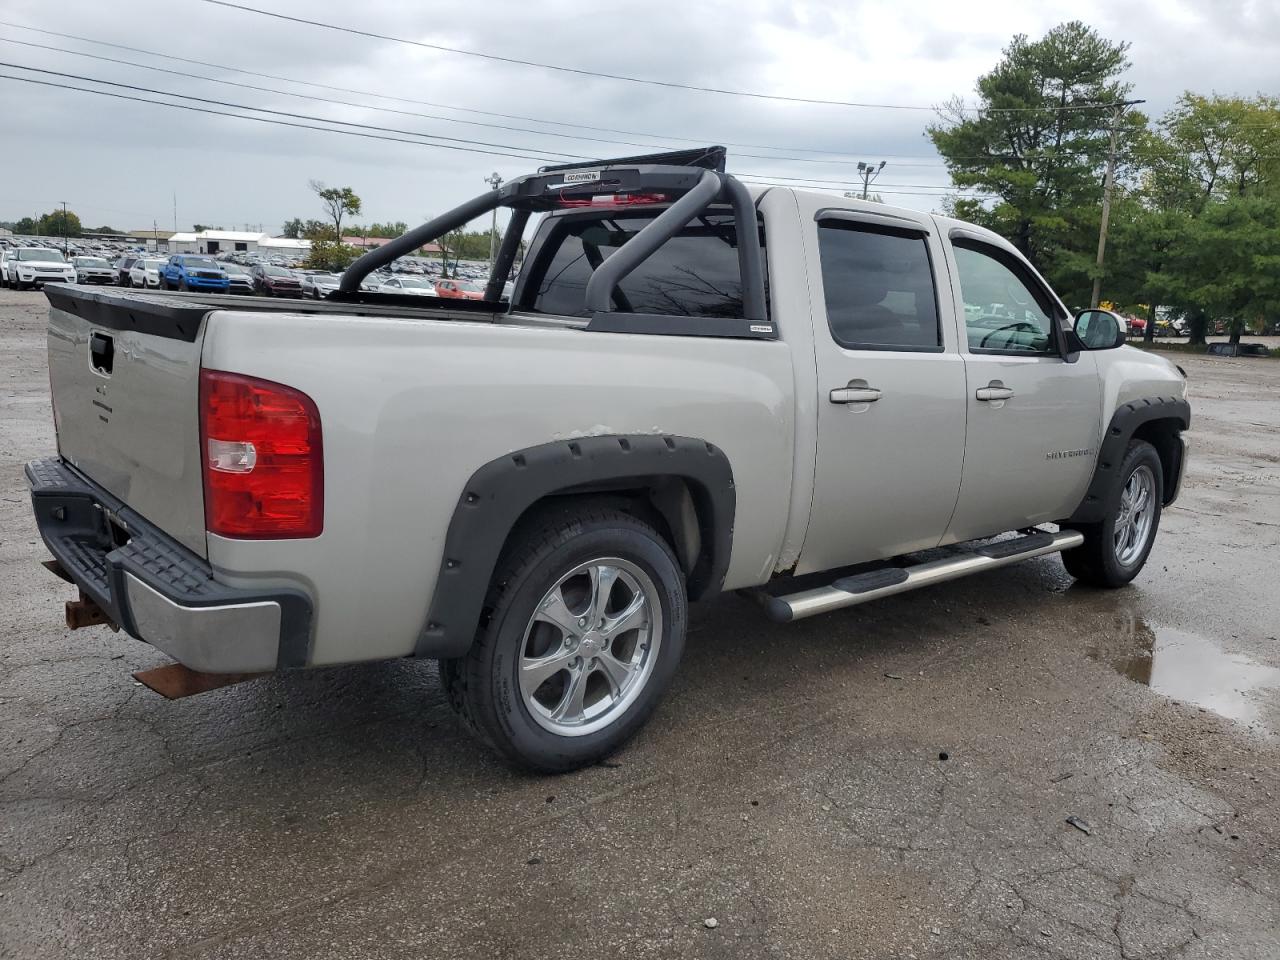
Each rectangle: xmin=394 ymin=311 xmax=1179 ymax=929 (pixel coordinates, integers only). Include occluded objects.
xmin=440 ymin=505 xmax=687 ymax=773
xmin=1062 ymin=439 xmax=1163 ymax=588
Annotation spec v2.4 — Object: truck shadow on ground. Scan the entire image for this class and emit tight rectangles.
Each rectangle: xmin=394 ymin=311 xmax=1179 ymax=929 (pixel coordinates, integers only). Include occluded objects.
xmin=113 ymin=553 xmax=1139 ymax=803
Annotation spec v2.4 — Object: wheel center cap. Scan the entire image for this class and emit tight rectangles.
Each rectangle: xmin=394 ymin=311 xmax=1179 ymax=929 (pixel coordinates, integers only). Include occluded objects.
xmin=579 ymin=632 xmax=603 ymax=656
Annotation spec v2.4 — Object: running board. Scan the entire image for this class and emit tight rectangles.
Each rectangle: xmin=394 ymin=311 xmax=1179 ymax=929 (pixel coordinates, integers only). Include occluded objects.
xmin=764 ymin=529 xmax=1085 ymax=623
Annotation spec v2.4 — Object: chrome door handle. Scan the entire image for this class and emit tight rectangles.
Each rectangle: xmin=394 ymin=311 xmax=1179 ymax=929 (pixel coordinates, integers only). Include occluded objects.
xmin=830 ymin=380 xmax=882 ymax=404
xmin=975 ymin=380 xmax=1015 ymax=402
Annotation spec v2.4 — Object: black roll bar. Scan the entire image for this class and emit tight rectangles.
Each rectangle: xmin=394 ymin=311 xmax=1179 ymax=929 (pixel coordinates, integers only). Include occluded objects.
xmin=583 ymin=170 xmax=722 ymax=314
xmin=482 ymin=208 xmax=530 ymax=302
xmin=338 ymin=187 xmax=508 ymax=294
xmin=336 ymin=148 xmax=768 ymax=329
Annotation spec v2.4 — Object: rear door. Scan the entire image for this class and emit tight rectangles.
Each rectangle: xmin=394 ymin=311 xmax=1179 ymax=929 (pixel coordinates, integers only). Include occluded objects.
xmin=795 ymin=209 xmax=968 ymax=574
xmin=939 ymin=233 xmax=1101 ymax=542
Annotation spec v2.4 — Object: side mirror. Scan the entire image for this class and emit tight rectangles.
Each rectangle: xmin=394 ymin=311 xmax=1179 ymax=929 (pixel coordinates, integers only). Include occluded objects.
xmin=1074 ymin=309 xmax=1127 ymax=350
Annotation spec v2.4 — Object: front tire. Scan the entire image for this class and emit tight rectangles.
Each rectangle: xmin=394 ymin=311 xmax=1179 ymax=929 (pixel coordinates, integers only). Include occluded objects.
xmin=441 ymin=505 xmax=687 ymax=773
xmin=1062 ymin=439 xmax=1163 ymax=588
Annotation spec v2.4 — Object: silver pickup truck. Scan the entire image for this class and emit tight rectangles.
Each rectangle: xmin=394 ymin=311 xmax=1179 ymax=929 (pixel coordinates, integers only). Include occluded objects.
xmin=27 ymin=147 xmax=1189 ymax=772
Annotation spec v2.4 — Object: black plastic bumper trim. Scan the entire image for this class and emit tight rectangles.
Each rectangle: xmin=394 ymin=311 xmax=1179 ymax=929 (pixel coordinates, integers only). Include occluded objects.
xmin=26 ymin=457 xmax=313 ymax=669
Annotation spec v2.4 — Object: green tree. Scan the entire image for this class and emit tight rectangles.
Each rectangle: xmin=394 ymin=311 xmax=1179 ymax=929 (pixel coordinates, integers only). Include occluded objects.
xmin=304 ymin=239 xmax=360 ymax=272
xmin=929 ymin=21 xmax=1141 ymax=302
xmin=191 ymin=223 xmax=224 ymax=233
xmin=300 ymin=219 xmax=337 ymax=241
xmin=37 ymin=208 xmax=82 ymax=239
xmin=309 ymin=181 xmax=362 ymax=241
xmin=281 ymin=217 xmax=304 ymax=239
xmin=89 ymin=225 xmax=123 ymax=235
xmin=1119 ymin=94 xmax=1280 ymax=343
xmin=13 ymin=216 xmax=38 ymax=235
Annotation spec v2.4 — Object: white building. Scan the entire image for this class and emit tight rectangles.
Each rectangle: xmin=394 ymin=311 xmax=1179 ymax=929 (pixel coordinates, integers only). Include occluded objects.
xmin=164 ymin=230 xmax=311 ymax=256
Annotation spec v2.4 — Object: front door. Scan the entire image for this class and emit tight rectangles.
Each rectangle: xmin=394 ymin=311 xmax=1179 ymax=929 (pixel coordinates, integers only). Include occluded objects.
xmin=941 ymin=238 xmax=1102 ymax=543
xmin=797 ymin=214 xmax=968 ymax=575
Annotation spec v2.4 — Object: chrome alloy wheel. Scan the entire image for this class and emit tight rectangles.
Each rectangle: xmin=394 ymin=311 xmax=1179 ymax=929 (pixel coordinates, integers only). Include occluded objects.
xmin=1114 ymin=463 xmax=1157 ymax=567
xmin=518 ymin=558 xmax=662 ymax=737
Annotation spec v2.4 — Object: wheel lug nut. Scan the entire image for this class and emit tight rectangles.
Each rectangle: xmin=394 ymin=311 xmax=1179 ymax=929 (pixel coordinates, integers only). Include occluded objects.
xmin=578 ymin=617 xmax=587 ymax=627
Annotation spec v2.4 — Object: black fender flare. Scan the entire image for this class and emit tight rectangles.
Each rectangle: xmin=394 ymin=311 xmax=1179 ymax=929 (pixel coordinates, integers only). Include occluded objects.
xmin=416 ymin=434 xmax=736 ymax=658
xmin=1066 ymin=396 xmax=1190 ymax=524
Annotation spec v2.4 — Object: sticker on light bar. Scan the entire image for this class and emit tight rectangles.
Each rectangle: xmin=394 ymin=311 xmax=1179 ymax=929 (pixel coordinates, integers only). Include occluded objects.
xmin=546 ymin=170 xmax=602 ymax=190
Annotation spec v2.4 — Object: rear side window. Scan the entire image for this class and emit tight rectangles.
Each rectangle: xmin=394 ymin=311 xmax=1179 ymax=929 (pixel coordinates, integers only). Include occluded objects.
xmin=528 ymin=211 xmax=762 ymax=319
xmin=817 ymin=222 xmax=941 ymax=351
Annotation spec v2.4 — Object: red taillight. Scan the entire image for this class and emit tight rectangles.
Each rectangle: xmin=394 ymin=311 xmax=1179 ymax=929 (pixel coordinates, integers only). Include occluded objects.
xmin=199 ymin=369 xmax=323 ymax=539
xmin=556 ymin=192 xmax=670 ymax=207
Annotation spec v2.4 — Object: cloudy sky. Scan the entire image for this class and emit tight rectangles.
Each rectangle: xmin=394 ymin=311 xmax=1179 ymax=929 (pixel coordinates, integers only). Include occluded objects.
xmin=2 ymin=0 xmax=1277 ymax=235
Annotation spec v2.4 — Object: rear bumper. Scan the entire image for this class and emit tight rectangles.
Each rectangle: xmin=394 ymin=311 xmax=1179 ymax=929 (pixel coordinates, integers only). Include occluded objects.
xmin=26 ymin=457 xmax=313 ymax=672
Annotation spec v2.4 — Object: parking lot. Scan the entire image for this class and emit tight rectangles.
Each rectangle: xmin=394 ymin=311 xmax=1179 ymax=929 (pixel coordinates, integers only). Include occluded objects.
xmin=1 ymin=286 xmax=1277 ymax=958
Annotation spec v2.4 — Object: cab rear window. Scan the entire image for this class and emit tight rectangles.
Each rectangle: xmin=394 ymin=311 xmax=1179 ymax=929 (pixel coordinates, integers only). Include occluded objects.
xmin=525 ymin=210 xmax=765 ymax=319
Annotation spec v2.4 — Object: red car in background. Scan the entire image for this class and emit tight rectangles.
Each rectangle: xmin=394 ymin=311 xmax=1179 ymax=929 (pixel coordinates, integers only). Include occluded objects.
xmin=435 ymin=278 xmax=486 ymax=300
xmin=1125 ymin=315 xmax=1146 ymax=336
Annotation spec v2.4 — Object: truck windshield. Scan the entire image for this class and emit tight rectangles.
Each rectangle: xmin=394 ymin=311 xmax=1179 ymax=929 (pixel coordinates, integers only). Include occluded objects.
xmin=181 ymin=257 xmax=219 ymax=269
xmin=526 ymin=211 xmax=761 ymax=319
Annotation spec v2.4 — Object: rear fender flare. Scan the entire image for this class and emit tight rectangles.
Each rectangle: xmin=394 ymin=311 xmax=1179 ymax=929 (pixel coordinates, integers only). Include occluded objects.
xmin=416 ymin=435 xmax=735 ymax=658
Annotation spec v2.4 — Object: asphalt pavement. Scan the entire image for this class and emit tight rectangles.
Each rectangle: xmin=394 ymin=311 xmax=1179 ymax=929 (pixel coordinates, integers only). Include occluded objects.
xmin=1 ymin=287 xmax=1277 ymax=959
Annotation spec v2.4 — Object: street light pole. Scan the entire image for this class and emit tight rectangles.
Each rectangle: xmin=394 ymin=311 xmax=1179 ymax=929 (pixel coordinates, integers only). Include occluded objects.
xmin=60 ymin=201 xmax=68 ymax=255
xmin=484 ymin=172 xmax=503 ymax=272
xmin=854 ymin=160 xmax=886 ymax=200
xmin=1090 ymin=99 xmax=1145 ymax=309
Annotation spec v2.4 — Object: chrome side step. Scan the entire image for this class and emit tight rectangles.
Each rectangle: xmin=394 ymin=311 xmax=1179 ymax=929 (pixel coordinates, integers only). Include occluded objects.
xmin=764 ymin=529 xmax=1084 ymax=623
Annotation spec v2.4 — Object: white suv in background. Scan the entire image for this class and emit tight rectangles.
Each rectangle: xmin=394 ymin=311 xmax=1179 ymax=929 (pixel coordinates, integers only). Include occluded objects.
xmin=1 ymin=247 xmax=76 ymax=289
xmin=128 ymin=258 xmax=166 ymax=288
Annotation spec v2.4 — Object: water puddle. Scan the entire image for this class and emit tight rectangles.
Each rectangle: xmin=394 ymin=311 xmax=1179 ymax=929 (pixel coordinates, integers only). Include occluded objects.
xmin=1088 ymin=615 xmax=1280 ymax=731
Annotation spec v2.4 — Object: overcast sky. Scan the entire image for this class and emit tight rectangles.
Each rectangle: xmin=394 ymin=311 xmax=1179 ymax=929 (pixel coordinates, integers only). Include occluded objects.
xmin=3 ymin=0 xmax=1277 ymax=235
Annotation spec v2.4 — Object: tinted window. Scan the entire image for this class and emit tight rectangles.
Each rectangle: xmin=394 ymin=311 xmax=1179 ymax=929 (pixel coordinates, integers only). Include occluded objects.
xmin=529 ymin=211 xmax=760 ymax=319
xmin=817 ymin=222 xmax=940 ymax=350
xmin=953 ymin=243 xmax=1057 ymax=354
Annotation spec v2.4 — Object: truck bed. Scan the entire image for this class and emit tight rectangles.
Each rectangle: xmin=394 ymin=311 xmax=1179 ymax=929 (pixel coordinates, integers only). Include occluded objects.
xmin=45 ymin=283 xmax=509 ymax=335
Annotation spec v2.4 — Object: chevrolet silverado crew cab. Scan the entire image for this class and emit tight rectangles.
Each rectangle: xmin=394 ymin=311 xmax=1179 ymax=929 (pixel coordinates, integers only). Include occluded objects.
xmin=27 ymin=148 xmax=1189 ymax=772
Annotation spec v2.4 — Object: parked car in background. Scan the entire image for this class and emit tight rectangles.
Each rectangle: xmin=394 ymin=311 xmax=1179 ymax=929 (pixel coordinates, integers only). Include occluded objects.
xmin=128 ymin=258 xmax=166 ymax=289
xmin=435 ymin=278 xmax=485 ymax=299
xmin=378 ymin=276 xmax=438 ymax=297
xmin=220 ymin=262 xmax=255 ymax=294
xmin=1 ymin=247 xmax=75 ymax=289
xmin=250 ymin=263 xmax=303 ymax=296
xmin=113 ymin=256 xmax=139 ymax=286
xmin=1125 ymin=315 xmax=1146 ymax=336
xmin=72 ymin=256 xmax=116 ymax=285
xmin=161 ymin=255 xmax=230 ymax=293
xmin=299 ymin=272 xmax=341 ymax=299
xmin=1207 ymin=342 xmax=1271 ymax=357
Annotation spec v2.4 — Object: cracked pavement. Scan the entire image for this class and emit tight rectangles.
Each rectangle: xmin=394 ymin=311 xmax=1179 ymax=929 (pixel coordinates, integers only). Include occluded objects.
xmin=1 ymin=288 xmax=1278 ymax=958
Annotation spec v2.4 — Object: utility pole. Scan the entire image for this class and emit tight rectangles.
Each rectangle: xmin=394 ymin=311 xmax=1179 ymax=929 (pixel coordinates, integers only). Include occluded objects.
xmin=1091 ymin=99 xmax=1145 ymax=309
xmin=484 ymin=172 xmax=503 ymax=271
xmin=172 ymin=191 xmax=177 ymax=232
xmin=855 ymin=160 xmax=886 ymax=200
xmin=60 ymin=201 xmax=68 ymax=255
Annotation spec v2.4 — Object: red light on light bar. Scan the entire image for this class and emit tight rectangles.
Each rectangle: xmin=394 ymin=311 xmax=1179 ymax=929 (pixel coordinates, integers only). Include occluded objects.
xmin=556 ymin=193 xmax=670 ymax=208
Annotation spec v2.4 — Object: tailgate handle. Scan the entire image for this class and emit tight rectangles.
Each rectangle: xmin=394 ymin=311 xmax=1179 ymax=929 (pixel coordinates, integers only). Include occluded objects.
xmin=89 ymin=331 xmax=114 ymax=375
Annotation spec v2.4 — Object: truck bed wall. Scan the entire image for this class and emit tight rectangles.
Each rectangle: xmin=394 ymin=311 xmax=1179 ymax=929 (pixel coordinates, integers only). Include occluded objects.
xmin=200 ymin=310 xmax=796 ymax=666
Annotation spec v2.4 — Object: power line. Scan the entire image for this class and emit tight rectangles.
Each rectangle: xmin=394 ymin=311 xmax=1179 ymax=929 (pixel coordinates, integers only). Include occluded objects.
xmin=0 ymin=61 xmax=588 ymax=160
xmin=0 ymin=72 xmax=568 ymax=163
xmin=195 ymin=0 xmax=1117 ymax=115
xmin=0 ymin=70 xmax=991 ymax=201
xmin=4 ymin=23 xmax=1222 ymax=168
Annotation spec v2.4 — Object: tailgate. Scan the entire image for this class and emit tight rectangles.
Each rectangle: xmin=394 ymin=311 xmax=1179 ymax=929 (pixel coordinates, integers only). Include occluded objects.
xmin=45 ymin=286 xmax=209 ymax=557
